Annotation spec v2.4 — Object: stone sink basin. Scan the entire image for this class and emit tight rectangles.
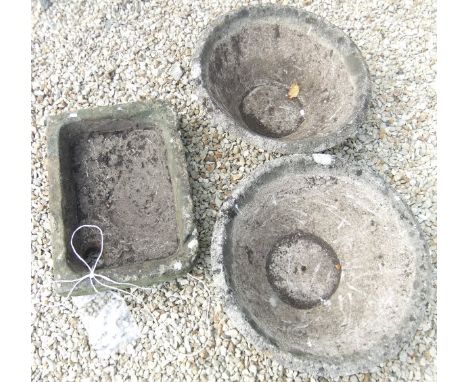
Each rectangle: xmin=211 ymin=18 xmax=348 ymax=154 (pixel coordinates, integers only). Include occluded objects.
xmin=193 ymin=5 xmax=371 ymax=154
xmin=47 ymin=101 xmax=198 ymax=296
xmin=211 ymin=155 xmax=431 ymax=376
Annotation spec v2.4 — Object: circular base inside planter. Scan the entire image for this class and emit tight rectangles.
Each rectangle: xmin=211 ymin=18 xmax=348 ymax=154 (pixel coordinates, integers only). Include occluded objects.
xmin=240 ymin=83 xmax=304 ymax=138
xmin=266 ymin=231 xmax=341 ymax=309
xmin=211 ymin=156 xmax=431 ymax=377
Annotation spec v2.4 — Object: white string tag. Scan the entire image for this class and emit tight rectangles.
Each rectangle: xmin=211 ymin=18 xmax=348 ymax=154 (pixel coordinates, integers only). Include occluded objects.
xmin=55 ymin=225 xmax=212 ymax=362
xmin=56 ymin=225 xmax=153 ymax=297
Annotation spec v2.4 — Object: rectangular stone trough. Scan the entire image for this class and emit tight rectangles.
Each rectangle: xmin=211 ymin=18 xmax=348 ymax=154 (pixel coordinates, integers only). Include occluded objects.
xmin=47 ymin=101 xmax=198 ymax=296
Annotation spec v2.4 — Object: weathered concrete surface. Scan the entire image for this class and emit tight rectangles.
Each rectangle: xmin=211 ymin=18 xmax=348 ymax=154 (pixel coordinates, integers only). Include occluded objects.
xmin=211 ymin=155 xmax=431 ymax=377
xmin=47 ymin=101 xmax=198 ymax=295
xmin=193 ymin=5 xmax=371 ymax=154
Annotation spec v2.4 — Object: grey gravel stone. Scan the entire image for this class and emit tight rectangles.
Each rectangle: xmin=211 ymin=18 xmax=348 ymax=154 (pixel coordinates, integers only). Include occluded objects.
xmin=170 ymin=63 xmax=184 ymax=82
xmin=39 ymin=0 xmax=52 ymax=10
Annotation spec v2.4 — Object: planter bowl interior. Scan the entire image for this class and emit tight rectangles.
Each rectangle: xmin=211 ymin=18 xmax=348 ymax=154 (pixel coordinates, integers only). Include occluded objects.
xmin=211 ymin=155 xmax=431 ymax=377
xmin=195 ymin=6 xmax=370 ymax=153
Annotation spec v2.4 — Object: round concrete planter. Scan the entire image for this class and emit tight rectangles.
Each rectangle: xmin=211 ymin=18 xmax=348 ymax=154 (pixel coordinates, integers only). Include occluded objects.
xmin=193 ymin=6 xmax=371 ymax=154
xmin=211 ymin=155 xmax=431 ymax=377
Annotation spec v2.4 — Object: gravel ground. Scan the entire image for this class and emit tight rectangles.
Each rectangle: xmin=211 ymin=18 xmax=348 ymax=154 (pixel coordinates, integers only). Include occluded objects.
xmin=31 ymin=0 xmax=437 ymax=381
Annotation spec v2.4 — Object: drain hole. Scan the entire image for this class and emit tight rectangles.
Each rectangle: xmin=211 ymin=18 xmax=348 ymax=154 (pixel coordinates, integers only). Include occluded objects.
xmin=82 ymin=246 xmax=101 ymax=267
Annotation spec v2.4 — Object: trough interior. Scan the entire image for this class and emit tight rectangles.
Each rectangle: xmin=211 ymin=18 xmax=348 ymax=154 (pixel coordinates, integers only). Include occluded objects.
xmin=58 ymin=118 xmax=179 ymax=271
